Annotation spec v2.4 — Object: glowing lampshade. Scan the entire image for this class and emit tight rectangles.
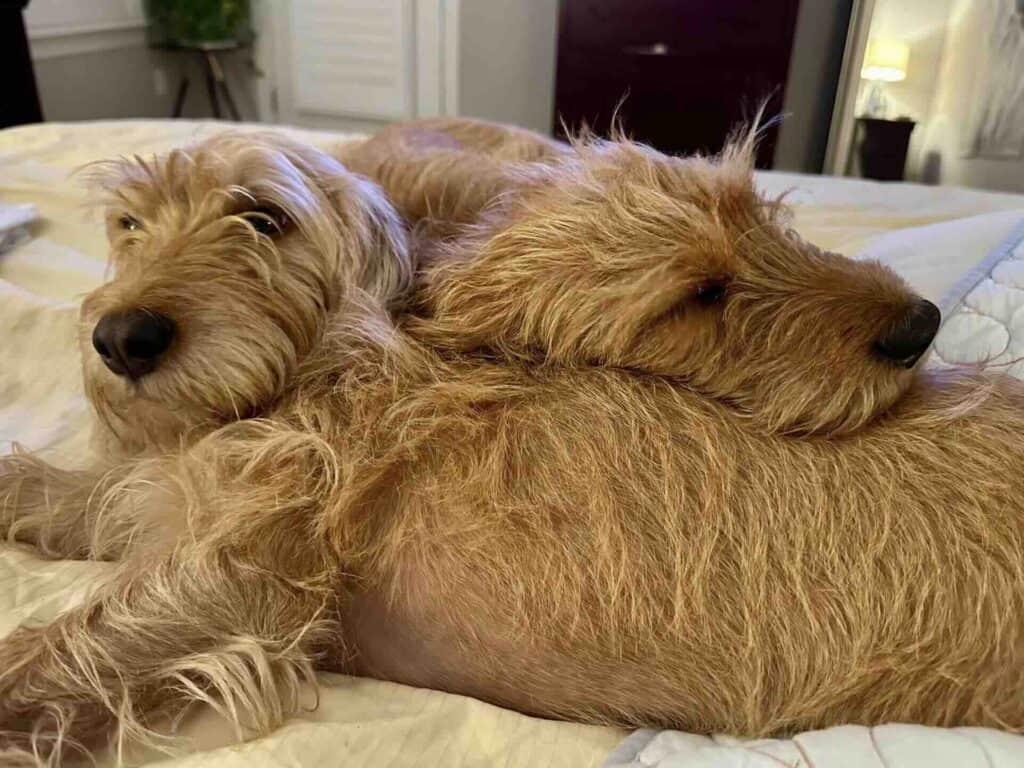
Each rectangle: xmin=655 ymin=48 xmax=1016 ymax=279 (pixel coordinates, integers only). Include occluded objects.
xmin=861 ymin=39 xmax=909 ymax=82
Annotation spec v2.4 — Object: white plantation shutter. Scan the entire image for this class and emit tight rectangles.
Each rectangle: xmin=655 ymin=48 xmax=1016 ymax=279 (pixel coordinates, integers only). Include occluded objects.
xmin=287 ymin=0 xmax=415 ymax=121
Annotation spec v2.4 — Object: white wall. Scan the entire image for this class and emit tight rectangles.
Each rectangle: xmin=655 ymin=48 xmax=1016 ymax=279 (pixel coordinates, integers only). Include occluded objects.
xmin=24 ymin=0 xmax=257 ymax=122
xmin=918 ymin=0 xmax=1024 ymax=193
xmin=855 ymin=0 xmax=954 ymax=180
xmin=262 ymin=0 xmax=559 ymax=136
xmin=456 ymin=0 xmax=558 ymax=134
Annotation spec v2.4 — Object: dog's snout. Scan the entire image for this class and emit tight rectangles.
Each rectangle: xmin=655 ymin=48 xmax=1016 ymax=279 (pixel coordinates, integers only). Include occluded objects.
xmin=92 ymin=309 xmax=176 ymax=380
xmin=875 ymin=299 xmax=941 ymax=369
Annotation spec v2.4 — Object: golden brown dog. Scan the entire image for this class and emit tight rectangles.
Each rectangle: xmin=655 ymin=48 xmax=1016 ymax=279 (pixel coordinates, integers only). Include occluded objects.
xmin=3 ymin=124 xmax=1024 ymax=768
xmin=345 ymin=118 xmax=938 ymax=435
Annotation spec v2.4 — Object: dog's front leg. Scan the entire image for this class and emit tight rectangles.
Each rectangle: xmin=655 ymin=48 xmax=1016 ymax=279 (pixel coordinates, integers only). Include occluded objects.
xmin=0 ymin=448 xmax=121 ymax=559
xmin=0 ymin=527 xmax=339 ymax=765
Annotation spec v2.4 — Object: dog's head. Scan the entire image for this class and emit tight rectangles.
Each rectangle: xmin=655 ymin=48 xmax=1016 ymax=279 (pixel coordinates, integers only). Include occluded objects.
xmin=81 ymin=131 xmax=411 ymax=454
xmin=411 ymin=134 xmax=938 ymax=435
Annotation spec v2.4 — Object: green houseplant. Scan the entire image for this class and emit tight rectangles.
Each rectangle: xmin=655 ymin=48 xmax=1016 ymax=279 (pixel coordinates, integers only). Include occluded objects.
xmin=144 ymin=0 xmax=250 ymax=46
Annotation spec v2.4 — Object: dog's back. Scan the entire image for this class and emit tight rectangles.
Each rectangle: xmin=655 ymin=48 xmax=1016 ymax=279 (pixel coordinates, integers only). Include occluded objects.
xmin=337 ymin=117 xmax=566 ymax=234
xmin=328 ymin=332 xmax=1024 ymax=735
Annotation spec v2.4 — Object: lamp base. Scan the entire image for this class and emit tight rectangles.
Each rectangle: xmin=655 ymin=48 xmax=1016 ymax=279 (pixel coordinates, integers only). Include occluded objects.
xmin=862 ymin=81 xmax=889 ymax=119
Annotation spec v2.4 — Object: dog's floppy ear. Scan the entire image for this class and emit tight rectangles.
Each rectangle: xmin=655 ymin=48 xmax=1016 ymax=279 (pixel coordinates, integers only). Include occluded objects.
xmin=264 ymin=138 xmax=412 ymax=309
xmin=342 ymin=175 xmax=415 ymax=308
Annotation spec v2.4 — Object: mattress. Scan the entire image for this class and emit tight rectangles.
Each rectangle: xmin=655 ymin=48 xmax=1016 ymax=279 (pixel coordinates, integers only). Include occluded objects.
xmin=2 ymin=119 xmax=1024 ymax=768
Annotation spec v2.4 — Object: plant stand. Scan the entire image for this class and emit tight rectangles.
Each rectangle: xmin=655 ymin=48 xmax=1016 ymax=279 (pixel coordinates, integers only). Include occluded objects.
xmin=166 ymin=40 xmax=242 ymax=121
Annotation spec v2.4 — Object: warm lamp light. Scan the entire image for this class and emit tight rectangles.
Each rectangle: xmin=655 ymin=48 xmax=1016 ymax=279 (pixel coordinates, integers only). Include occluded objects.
xmin=862 ymin=39 xmax=909 ymax=82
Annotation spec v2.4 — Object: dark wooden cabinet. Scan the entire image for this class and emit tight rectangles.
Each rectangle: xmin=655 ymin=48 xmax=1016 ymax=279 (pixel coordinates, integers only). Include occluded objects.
xmin=554 ymin=0 xmax=802 ymax=167
xmin=1 ymin=0 xmax=43 ymax=128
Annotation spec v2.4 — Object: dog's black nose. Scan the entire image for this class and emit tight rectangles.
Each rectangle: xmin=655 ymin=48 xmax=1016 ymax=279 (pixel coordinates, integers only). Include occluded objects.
xmin=92 ymin=309 xmax=175 ymax=380
xmin=875 ymin=299 xmax=941 ymax=369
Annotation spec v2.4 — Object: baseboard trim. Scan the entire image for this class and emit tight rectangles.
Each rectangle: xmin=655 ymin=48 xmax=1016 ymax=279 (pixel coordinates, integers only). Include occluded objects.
xmin=28 ymin=22 xmax=147 ymax=60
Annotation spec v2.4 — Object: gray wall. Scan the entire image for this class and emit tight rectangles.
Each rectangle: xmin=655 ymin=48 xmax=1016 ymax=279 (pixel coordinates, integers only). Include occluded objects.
xmin=32 ymin=1 xmax=560 ymax=133
xmin=774 ymin=0 xmax=855 ymax=173
xmin=33 ymin=45 xmax=258 ymax=123
xmin=457 ymin=0 xmax=559 ymax=134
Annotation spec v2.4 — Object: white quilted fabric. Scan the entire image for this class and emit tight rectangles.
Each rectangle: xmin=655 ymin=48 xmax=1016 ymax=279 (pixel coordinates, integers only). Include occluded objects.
xmin=852 ymin=211 xmax=1024 ymax=378
xmin=931 ymin=225 xmax=1024 ymax=377
xmin=605 ymin=725 xmax=1024 ymax=767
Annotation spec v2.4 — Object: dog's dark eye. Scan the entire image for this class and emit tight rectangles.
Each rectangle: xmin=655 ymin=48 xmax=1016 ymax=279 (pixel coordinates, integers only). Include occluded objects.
xmin=695 ymin=278 xmax=729 ymax=306
xmin=119 ymin=214 xmax=141 ymax=232
xmin=243 ymin=207 xmax=288 ymax=237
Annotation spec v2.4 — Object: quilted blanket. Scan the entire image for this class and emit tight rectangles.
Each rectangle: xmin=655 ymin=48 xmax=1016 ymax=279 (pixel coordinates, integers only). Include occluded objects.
xmin=3 ymin=119 xmax=1024 ymax=767
xmin=605 ymin=725 xmax=1024 ymax=767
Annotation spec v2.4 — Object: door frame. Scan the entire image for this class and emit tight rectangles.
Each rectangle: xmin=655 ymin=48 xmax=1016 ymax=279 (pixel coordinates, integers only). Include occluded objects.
xmin=823 ymin=0 xmax=876 ymax=175
xmin=253 ymin=0 xmax=459 ymax=127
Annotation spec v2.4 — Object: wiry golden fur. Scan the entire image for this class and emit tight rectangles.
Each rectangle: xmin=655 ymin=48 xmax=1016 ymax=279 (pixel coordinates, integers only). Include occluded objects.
xmin=342 ymin=117 xmax=924 ymax=435
xmin=82 ymin=131 xmax=411 ymax=458
xmin=3 ymin=124 xmax=1024 ymax=768
xmin=336 ymin=116 xmax=567 ymax=236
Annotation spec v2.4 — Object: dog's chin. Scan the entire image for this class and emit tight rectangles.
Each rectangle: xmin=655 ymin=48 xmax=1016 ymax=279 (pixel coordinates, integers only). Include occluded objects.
xmin=728 ymin=366 xmax=917 ymax=438
xmin=84 ymin=361 xmax=222 ymax=453
xmin=81 ymin=323 xmax=301 ymax=454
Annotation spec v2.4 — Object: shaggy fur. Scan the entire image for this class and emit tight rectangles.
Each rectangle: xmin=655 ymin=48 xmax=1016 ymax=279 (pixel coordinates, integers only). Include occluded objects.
xmin=0 ymin=132 xmax=412 ymax=761
xmin=336 ymin=117 xmax=566 ymax=237
xmin=343 ymin=118 xmax=925 ymax=436
xmin=3 ymin=126 xmax=1024 ymax=768
xmin=81 ymin=131 xmax=411 ymax=458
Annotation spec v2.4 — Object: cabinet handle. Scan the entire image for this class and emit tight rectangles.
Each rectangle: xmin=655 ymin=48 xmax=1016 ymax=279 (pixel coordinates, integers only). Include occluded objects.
xmin=622 ymin=42 xmax=672 ymax=56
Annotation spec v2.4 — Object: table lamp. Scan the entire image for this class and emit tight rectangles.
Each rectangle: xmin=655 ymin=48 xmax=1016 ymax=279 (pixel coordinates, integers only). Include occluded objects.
xmin=861 ymin=39 xmax=909 ymax=118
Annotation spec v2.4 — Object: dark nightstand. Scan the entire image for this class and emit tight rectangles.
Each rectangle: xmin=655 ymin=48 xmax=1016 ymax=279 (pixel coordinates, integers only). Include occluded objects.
xmin=854 ymin=117 xmax=916 ymax=182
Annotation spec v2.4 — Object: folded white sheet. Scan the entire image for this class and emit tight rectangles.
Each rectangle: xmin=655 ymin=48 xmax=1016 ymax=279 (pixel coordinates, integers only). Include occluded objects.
xmin=855 ymin=210 xmax=1024 ymax=376
xmin=0 ymin=201 xmax=37 ymax=254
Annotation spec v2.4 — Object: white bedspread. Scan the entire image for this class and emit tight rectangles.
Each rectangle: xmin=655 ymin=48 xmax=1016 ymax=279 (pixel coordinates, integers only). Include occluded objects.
xmin=2 ymin=119 xmax=1024 ymax=768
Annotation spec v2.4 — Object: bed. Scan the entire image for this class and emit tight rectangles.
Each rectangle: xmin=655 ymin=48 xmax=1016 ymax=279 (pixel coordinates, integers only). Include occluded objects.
xmin=2 ymin=119 xmax=1024 ymax=768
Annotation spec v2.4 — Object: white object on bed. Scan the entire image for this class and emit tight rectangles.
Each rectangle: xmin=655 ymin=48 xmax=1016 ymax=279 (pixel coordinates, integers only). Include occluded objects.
xmin=3 ymin=120 xmax=1024 ymax=767
xmin=0 ymin=202 xmax=37 ymax=254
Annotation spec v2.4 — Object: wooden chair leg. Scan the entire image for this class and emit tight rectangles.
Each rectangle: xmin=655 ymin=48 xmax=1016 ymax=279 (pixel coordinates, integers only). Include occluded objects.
xmin=202 ymin=52 xmax=222 ymax=119
xmin=172 ymin=76 xmax=189 ymax=118
xmin=207 ymin=51 xmax=242 ymax=121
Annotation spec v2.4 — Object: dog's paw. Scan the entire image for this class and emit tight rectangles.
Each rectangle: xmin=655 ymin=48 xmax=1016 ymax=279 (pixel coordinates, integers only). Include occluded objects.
xmin=0 ymin=452 xmax=46 ymax=540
